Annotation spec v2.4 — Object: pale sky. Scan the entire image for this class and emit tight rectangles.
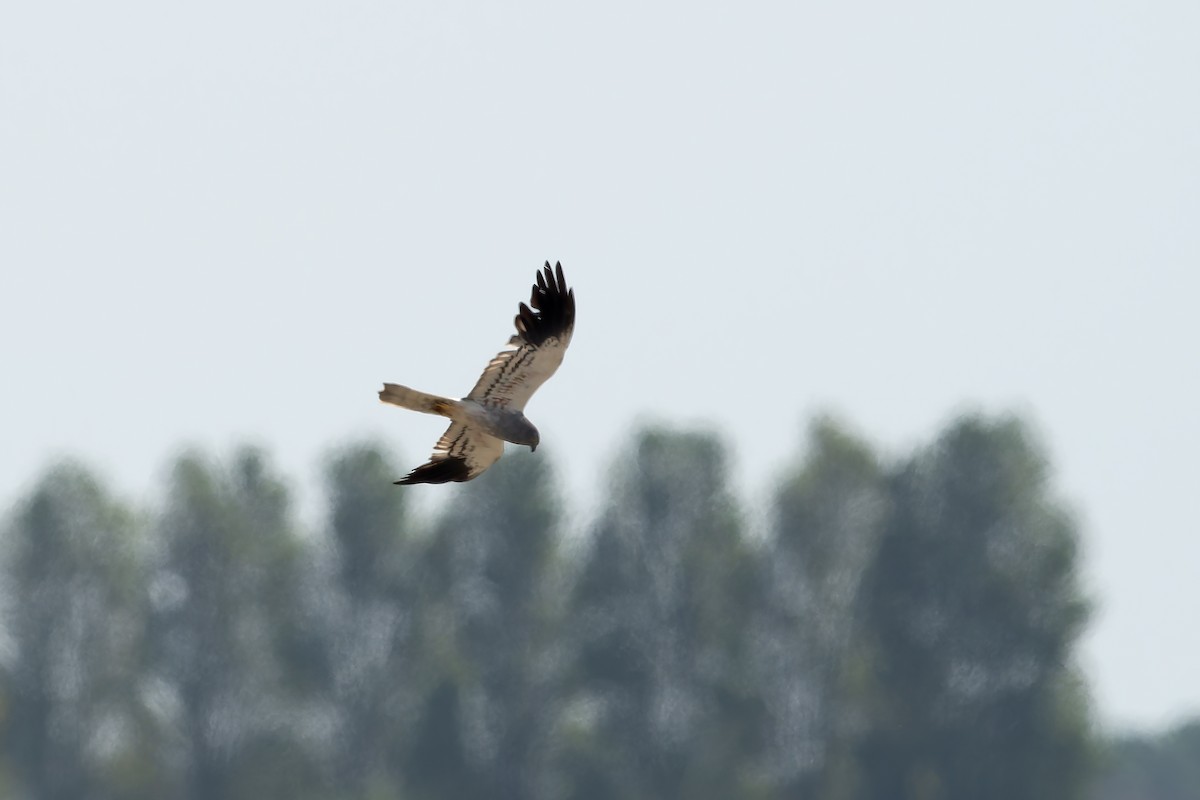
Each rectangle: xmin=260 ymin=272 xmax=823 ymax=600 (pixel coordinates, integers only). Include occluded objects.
xmin=2 ymin=1 xmax=1197 ymax=732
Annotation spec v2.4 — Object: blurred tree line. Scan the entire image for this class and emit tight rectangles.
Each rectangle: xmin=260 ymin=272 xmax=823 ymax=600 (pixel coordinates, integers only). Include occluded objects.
xmin=1094 ymin=720 xmax=1200 ymax=800
xmin=0 ymin=410 xmax=1159 ymax=799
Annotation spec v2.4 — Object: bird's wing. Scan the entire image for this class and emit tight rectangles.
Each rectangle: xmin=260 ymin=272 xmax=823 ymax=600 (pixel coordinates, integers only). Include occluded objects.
xmin=466 ymin=261 xmax=575 ymax=412
xmin=395 ymin=421 xmax=504 ymax=485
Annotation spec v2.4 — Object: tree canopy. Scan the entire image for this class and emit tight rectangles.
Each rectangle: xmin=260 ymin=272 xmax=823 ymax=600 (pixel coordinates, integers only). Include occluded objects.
xmin=0 ymin=412 xmax=1147 ymax=799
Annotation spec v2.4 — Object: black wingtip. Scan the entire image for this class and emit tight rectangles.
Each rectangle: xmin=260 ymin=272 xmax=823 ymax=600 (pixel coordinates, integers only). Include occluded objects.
xmin=514 ymin=261 xmax=575 ymax=347
xmin=394 ymin=457 xmax=472 ymax=485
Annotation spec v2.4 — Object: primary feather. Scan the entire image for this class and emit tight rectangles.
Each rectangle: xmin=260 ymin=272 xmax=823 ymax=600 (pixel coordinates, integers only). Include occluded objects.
xmin=467 ymin=261 xmax=576 ymax=410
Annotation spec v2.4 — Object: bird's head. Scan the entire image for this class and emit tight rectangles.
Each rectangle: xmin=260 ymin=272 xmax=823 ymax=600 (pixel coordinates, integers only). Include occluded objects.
xmin=501 ymin=413 xmax=540 ymax=452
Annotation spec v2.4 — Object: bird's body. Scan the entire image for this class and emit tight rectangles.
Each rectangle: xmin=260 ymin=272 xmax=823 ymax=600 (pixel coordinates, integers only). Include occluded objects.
xmin=379 ymin=262 xmax=575 ymax=484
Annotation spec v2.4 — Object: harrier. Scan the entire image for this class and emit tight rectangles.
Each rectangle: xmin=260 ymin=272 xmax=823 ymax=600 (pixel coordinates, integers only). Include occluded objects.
xmin=379 ymin=262 xmax=576 ymax=484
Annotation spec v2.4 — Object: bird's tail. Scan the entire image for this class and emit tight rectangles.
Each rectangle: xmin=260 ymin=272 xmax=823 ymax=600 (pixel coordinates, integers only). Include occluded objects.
xmin=378 ymin=383 xmax=460 ymax=417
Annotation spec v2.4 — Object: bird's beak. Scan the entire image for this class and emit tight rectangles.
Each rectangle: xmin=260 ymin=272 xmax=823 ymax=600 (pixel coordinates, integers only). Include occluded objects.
xmin=530 ymin=444 xmax=538 ymax=452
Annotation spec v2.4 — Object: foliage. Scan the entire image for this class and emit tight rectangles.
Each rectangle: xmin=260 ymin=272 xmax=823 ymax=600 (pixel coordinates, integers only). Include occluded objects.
xmin=1094 ymin=719 xmax=1200 ymax=800
xmin=760 ymin=417 xmax=887 ymax=797
xmin=0 ymin=413 xmax=1117 ymax=799
xmin=555 ymin=429 xmax=760 ymax=799
xmin=855 ymin=414 xmax=1093 ymax=800
xmin=0 ymin=463 xmax=163 ymax=799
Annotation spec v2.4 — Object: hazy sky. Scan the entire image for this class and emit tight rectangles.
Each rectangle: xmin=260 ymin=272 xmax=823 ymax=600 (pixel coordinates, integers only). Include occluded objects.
xmin=2 ymin=1 xmax=1197 ymax=731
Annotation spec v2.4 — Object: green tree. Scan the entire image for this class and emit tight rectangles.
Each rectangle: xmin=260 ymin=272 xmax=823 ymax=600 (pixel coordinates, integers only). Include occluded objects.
xmin=556 ymin=428 xmax=761 ymax=800
xmin=319 ymin=442 xmax=420 ymax=797
xmin=405 ymin=449 xmax=565 ymax=800
xmin=1 ymin=463 xmax=163 ymax=799
xmin=1094 ymin=718 xmax=1200 ymax=800
xmin=857 ymin=414 xmax=1093 ymax=800
xmin=761 ymin=417 xmax=888 ymax=798
xmin=148 ymin=447 xmax=320 ymax=800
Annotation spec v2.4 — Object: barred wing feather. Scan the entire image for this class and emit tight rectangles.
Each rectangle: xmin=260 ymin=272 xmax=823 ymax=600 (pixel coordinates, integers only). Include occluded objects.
xmin=394 ymin=422 xmax=504 ymax=485
xmin=467 ymin=261 xmax=576 ymax=411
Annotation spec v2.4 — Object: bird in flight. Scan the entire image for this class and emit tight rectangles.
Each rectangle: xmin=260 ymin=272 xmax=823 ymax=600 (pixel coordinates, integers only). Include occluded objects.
xmin=379 ymin=262 xmax=576 ymax=485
